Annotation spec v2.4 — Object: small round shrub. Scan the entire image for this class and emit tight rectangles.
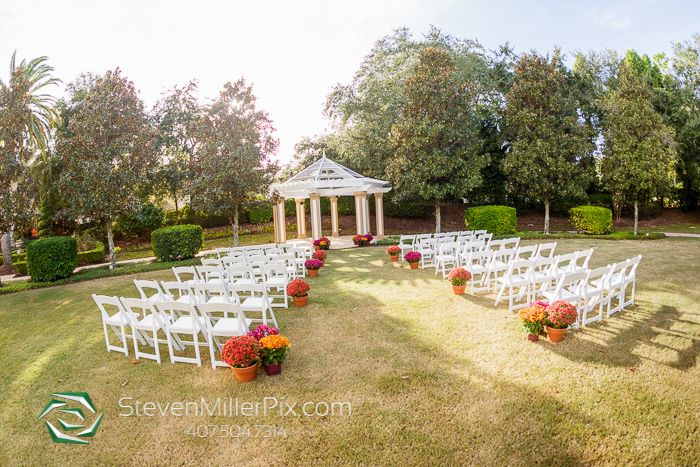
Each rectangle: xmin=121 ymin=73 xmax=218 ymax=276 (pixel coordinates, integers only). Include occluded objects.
xmin=114 ymin=202 xmax=165 ymax=237
xmin=465 ymin=205 xmax=517 ymax=235
xmin=151 ymin=224 xmax=203 ymax=261
xmin=569 ymin=206 xmax=613 ymax=235
xmin=27 ymin=236 xmax=78 ymax=282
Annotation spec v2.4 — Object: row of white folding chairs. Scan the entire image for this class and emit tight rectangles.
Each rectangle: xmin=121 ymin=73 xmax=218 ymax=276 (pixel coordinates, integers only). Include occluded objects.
xmin=491 ymin=254 xmax=641 ymax=325
xmin=214 ymin=245 xmax=313 ymax=275
xmin=167 ymin=262 xmax=292 ymax=308
xmin=94 ymin=294 xmax=259 ymax=368
xmin=413 ymin=233 xmax=491 ymax=268
xmin=214 ymin=243 xmax=287 ymax=259
xmin=398 ymin=231 xmax=491 ymax=262
xmin=430 ymin=237 xmax=530 ymax=277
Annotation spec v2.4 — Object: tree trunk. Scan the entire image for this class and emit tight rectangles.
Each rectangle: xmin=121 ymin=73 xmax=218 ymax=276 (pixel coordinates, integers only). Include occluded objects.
xmin=106 ymin=222 xmax=117 ymax=270
xmin=434 ymin=201 xmax=441 ymax=234
xmin=233 ymin=204 xmax=240 ymax=247
xmin=0 ymin=231 xmax=13 ymax=275
xmin=633 ymin=200 xmax=639 ymax=236
xmin=174 ymin=195 xmax=179 ymax=212
xmin=543 ymin=199 xmax=550 ymax=235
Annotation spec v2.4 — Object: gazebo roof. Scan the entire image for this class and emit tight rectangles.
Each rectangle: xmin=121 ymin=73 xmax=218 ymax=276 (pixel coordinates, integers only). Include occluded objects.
xmin=271 ymin=154 xmax=392 ymax=198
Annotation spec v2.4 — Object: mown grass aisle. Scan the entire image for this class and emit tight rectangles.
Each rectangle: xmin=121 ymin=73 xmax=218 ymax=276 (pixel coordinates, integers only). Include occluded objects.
xmin=0 ymin=238 xmax=699 ymax=465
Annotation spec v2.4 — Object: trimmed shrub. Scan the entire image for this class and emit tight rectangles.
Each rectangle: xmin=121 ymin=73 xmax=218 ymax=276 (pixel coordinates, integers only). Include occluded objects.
xmin=244 ymin=204 xmax=273 ymax=224
xmin=77 ymin=241 xmax=106 ymax=265
xmin=465 ymin=205 xmax=517 ymax=235
xmin=151 ymin=224 xmax=203 ymax=261
xmin=569 ymin=206 xmax=613 ymax=234
xmin=27 ymin=236 xmax=78 ymax=282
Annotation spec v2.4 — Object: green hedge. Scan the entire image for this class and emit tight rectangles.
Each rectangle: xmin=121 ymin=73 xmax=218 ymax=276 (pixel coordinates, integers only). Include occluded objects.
xmin=14 ymin=261 xmax=27 ymax=275
xmin=151 ymin=224 xmax=203 ymax=261
xmin=569 ymin=206 xmax=613 ymax=235
xmin=26 ymin=236 xmax=78 ymax=282
xmin=465 ymin=205 xmax=517 ymax=235
xmin=77 ymin=241 xmax=106 ymax=265
xmin=244 ymin=204 xmax=273 ymax=224
xmin=114 ymin=203 xmax=165 ymax=238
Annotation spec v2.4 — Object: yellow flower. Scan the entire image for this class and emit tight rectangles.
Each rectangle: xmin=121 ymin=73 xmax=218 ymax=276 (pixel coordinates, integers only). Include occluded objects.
xmin=260 ymin=334 xmax=290 ymax=349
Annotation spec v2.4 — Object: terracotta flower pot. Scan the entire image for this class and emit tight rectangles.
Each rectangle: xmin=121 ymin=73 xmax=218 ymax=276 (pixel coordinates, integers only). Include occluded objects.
xmin=264 ymin=363 xmax=282 ymax=376
xmin=231 ymin=363 xmax=258 ymax=382
xmin=452 ymin=284 xmax=466 ymax=295
xmin=527 ymin=333 xmax=539 ymax=342
xmin=409 ymin=262 xmax=419 ymax=269
xmin=293 ymin=295 xmax=308 ymax=307
xmin=547 ymin=326 xmax=567 ymax=343
xmin=390 ymin=255 xmax=399 ymax=262
xmin=308 ymin=269 xmax=319 ymax=277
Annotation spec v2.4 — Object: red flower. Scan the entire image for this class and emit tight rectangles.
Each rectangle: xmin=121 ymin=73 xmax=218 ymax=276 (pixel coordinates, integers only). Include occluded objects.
xmin=287 ymin=278 xmax=311 ymax=297
xmin=221 ymin=336 xmax=261 ymax=368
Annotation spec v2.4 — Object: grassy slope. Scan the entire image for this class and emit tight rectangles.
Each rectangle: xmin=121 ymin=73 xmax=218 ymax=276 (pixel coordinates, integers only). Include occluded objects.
xmin=0 ymin=238 xmax=699 ymax=465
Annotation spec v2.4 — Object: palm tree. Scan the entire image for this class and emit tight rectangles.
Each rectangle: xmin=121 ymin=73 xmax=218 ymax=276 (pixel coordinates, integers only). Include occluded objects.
xmin=0 ymin=51 xmax=61 ymax=275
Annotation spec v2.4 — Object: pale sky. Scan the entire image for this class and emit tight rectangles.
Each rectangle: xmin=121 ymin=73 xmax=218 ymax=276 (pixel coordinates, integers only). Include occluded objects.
xmin=1 ymin=0 xmax=698 ymax=165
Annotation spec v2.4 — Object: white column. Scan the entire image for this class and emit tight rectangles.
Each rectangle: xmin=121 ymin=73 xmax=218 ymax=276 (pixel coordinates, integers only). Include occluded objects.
xmin=354 ymin=192 xmax=369 ymax=235
xmin=375 ymin=193 xmax=384 ymax=239
xmin=273 ymin=199 xmax=286 ymax=244
xmin=330 ymin=196 xmax=339 ymax=237
xmin=295 ymin=199 xmax=306 ymax=239
xmin=309 ymin=193 xmax=322 ymax=240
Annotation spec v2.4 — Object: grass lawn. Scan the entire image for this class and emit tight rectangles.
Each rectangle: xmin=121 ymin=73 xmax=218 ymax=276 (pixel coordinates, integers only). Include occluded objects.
xmin=1 ymin=238 xmax=699 ymax=465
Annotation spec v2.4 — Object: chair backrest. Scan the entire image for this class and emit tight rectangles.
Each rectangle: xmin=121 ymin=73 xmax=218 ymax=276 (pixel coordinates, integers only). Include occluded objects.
xmin=555 ymin=252 xmax=579 ymax=273
xmin=198 ymin=302 xmax=247 ymax=333
xmin=134 ymin=279 xmax=167 ymax=301
xmin=200 ymin=257 xmax=222 ymax=267
xmin=193 ymin=282 xmax=235 ymax=304
xmin=587 ymin=265 xmax=612 ymax=288
xmin=515 ymin=245 xmax=537 ymax=260
xmin=172 ymin=266 xmax=199 ymax=283
xmin=502 ymin=237 xmax=520 ymax=250
xmin=624 ymin=255 xmax=642 ymax=281
xmin=535 ymin=242 xmax=557 ymax=259
xmin=477 ymin=232 xmax=493 ymax=243
xmin=399 ymin=234 xmax=416 ymax=246
xmin=532 ymin=256 xmax=557 ymax=279
xmin=93 ymin=294 xmax=129 ymax=324
xmin=229 ymin=283 xmax=270 ymax=304
xmin=415 ymin=233 xmax=432 ymax=242
xmin=504 ymin=259 xmax=533 ymax=280
xmin=473 ymin=229 xmax=487 ymax=236
xmin=553 ymin=270 xmax=590 ymax=299
xmin=160 ymin=281 xmax=197 ymax=304
xmin=120 ymin=296 xmax=159 ymax=324
xmin=196 ymin=265 xmax=225 ymax=282
xmin=486 ymin=239 xmax=505 ymax=252
xmin=573 ymin=249 xmax=594 ymax=270
xmin=154 ymin=300 xmax=200 ymax=326
xmin=261 ymin=263 xmax=289 ymax=281
xmin=221 ymin=254 xmax=247 ymax=268
xmin=227 ymin=264 xmax=254 ymax=283
xmin=466 ymin=248 xmax=491 ymax=268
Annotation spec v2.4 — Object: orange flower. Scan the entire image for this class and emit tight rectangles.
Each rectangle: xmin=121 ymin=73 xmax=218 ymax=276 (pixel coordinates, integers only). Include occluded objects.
xmin=260 ymin=334 xmax=290 ymax=350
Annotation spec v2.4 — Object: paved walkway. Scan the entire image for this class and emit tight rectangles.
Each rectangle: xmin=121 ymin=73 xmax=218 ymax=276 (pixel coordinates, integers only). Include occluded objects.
xmin=0 ymin=236 xmax=360 ymax=284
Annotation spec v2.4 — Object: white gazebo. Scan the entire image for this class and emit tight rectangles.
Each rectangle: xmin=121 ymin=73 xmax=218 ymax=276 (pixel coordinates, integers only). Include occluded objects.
xmin=269 ymin=154 xmax=392 ymax=243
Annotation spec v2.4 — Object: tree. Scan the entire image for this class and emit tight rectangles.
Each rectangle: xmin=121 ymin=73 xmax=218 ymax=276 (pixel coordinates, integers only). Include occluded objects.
xmin=0 ymin=52 xmax=61 ymax=274
xmin=57 ymin=69 xmax=157 ymax=269
xmin=600 ymin=62 xmax=676 ymax=235
xmin=389 ymin=47 xmax=488 ymax=232
xmin=189 ymin=79 xmax=278 ymax=246
xmin=152 ymin=81 xmax=201 ymax=210
xmin=502 ymin=51 xmax=595 ymax=233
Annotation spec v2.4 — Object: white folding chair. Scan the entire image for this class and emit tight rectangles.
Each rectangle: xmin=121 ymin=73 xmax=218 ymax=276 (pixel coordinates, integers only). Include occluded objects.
xmin=195 ymin=265 xmax=226 ymax=285
xmin=535 ymin=241 xmax=557 ymax=259
xmin=261 ymin=263 xmax=291 ymax=308
xmin=622 ymin=255 xmax=642 ymax=309
xmin=155 ymin=301 xmax=207 ymax=366
xmin=416 ymin=237 xmax=436 ymax=269
xmin=229 ymin=283 xmax=278 ymax=328
xmin=194 ymin=282 xmax=236 ymax=305
xmin=530 ymin=256 xmax=558 ymax=299
xmin=542 ymin=270 xmax=591 ymax=326
xmin=172 ymin=266 xmax=200 ymax=285
xmin=134 ymin=279 xmax=168 ymax=302
xmin=494 ymin=259 xmax=534 ymax=312
xmin=592 ymin=260 xmax=628 ymax=317
xmin=515 ymin=245 xmax=538 ymax=260
xmin=121 ymin=297 xmax=171 ymax=363
xmin=464 ymin=249 xmax=492 ymax=293
xmin=161 ymin=281 xmax=199 ymax=305
xmin=398 ymin=235 xmax=416 ymax=262
xmin=227 ymin=264 xmax=256 ymax=287
xmin=581 ymin=265 xmax=612 ymax=326
xmin=93 ymin=294 xmax=135 ymax=356
xmin=199 ymin=302 xmax=252 ymax=369
xmin=571 ymin=249 xmax=594 ymax=272
xmin=434 ymin=242 xmax=460 ymax=278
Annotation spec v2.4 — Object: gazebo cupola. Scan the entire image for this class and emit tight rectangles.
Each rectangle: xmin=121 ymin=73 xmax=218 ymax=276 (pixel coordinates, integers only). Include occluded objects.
xmin=269 ymin=153 xmax=392 ymax=243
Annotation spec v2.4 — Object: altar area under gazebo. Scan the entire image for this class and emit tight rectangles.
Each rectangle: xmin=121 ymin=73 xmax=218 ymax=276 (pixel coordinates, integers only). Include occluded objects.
xmin=269 ymin=154 xmax=392 ymax=245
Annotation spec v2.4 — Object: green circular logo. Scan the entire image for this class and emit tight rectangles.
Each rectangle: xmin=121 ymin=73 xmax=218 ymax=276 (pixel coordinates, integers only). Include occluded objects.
xmin=38 ymin=392 xmax=103 ymax=444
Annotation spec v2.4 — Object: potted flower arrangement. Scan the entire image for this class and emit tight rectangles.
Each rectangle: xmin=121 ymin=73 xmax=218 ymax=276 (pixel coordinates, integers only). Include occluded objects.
xmin=247 ymin=324 xmax=279 ymax=341
xmin=404 ymin=251 xmax=421 ymax=269
xmin=544 ymin=300 xmax=578 ymax=343
xmin=287 ymin=278 xmax=311 ymax=307
xmin=447 ymin=267 xmax=471 ymax=295
xmin=305 ymin=259 xmax=323 ymax=277
xmin=313 ymin=236 xmax=331 ymax=250
xmin=259 ymin=334 xmax=291 ymax=376
xmin=518 ymin=302 xmax=547 ymax=342
xmin=353 ymin=233 xmax=373 ymax=246
xmin=386 ymin=245 xmax=401 ymax=262
xmin=221 ymin=335 xmax=261 ymax=382
xmin=312 ymin=249 xmax=327 ymax=265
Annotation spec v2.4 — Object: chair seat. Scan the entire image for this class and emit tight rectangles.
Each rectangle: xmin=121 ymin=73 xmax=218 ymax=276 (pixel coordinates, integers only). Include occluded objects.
xmin=105 ymin=310 xmax=138 ymax=326
xmin=170 ymin=316 xmax=206 ymax=333
xmin=205 ymin=296 xmax=233 ymax=305
xmin=211 ymin=317 xmax=253 ymax=335
xmin=133 ymin=314 xmax=162 ymax=330
xmin=240 ymin=297 xmax=269 ymax=311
